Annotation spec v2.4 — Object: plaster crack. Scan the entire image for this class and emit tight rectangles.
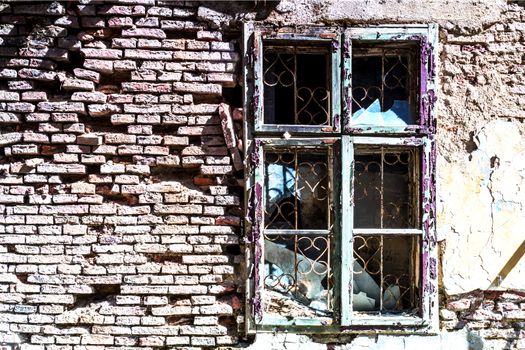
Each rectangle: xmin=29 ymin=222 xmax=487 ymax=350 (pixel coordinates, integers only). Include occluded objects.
xmin=483 ymin=155 xmax=500 ymax=257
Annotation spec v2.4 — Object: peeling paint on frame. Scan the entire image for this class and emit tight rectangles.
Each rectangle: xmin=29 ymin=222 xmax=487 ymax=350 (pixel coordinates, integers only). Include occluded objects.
xmin=252 ymin=181 xmax=263 ymax=320
xmin=244 ymin=23 xmax=439 ymax=333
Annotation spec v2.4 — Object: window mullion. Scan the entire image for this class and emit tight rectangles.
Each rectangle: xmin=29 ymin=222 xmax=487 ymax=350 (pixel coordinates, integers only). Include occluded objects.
xmin=253 ymin=29 xmax=264 ymax=132
xmin=420 ymin=136 xmax=438 ymax=329
xmin=353 ymin=228 xmax=423 ymax=236
xmin=342 ymin=29 xmax=352 ymax=134
xmin=331 ymin=33 xmax=342 ymax=132
xmin=252 ymin=138 xmax=266 ymax=324
xmin=340 ymin=135 xmax=353 ymax=325
xmin=243 ymin=22 xmax=257 ymax=335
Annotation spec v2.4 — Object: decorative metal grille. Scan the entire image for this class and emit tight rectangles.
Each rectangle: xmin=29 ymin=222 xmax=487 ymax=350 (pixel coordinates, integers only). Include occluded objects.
xmin=263 ymin=46 xmax=331 ymax=126
xmin=354 ymin=147 xmax=419 ymax=229
xmin=262 ymin=146 xmax=333 ymax=317
xmin=353 ymin=234 xmax=419 ymax=313
xmin=352 ymin=47 xmax=417 ymax=126
xmin=264 ymin=148 xmax=331 ymax=230
xmin=263 ymin=234 xmax=333 ymax=316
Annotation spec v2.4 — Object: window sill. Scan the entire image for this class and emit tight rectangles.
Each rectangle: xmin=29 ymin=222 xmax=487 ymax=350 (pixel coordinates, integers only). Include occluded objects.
xmin=350 ymin=313 xmax=426 ymax=327
xmin=253 ymin=315 xmax=436 ymax=335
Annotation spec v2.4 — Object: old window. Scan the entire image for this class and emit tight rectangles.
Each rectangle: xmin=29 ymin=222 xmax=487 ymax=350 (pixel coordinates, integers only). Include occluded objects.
xmin=244 ymin=25 xmax=438 ymax=332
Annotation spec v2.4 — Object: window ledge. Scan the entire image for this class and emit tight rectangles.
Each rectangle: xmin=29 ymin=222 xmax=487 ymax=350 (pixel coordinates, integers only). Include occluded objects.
xmin=254 ymin=315 xmax=436 ymax=335
xmin=350 ymin=313 xmax=426 ymax=327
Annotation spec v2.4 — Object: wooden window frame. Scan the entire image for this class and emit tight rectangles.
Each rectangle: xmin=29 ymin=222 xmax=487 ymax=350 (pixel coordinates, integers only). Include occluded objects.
xmin=251 ymin=27 xmax=342 ymax=134
xmin=243 ymin=24 xmax=438 ymax=334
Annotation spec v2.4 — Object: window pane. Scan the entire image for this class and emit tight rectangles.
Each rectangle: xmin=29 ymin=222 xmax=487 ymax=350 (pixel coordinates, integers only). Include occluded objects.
xmin=352 ymin=45 xmax=417 ymax=126
xmin=264 ymin=148 xmax=330 ymax=230
xmin=354 ymin=147 xmax=419 ymax=228
xmin=352 ymin=234 xmax=420 ymax=314
xmin=263 ymin=234 xmax=333 ymax=320
xmin=263 ymin=44 xmax=331 ymax=126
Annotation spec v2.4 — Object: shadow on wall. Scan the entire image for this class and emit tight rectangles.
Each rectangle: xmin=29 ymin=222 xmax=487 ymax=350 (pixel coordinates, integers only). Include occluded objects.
xmin=197 ymin=0 xmax=280 ymax=25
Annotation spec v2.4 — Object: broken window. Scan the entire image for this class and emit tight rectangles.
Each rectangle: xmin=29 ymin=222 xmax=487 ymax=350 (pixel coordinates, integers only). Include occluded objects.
xmin=245 ymin=25 xmax=438 ymax=331
xmin=262 ymin=146 xmax=334 ymax=322
xmin=351 ymin=43 xmax=418 ymax=127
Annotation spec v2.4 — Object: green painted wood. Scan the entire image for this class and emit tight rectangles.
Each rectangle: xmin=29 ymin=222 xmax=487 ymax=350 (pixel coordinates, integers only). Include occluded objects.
xmin=254 ymin=27 xmax=341 ymax=135
xmin=258 ymin=314 xmax=431 ymax=334
xmin=330 ymin=141 xmax=341 ymax=323
xmin=253 ymin=29 xmax=264 ymax=133
xmin=331 ymin=33 xmax=342 ymax=133
xmin=260 ymin=27 xmax=340 ymax=40
xmin=348 ymin=26 xmax=429 ymax=41
xmin=259 ymin=138 xmax=339 ymax=147
xmin=342 ymin=29 xmax=352 ymax=134
xmin=259 ymin=317 xmax=332 ymax=327
xmin=350 ymin=314 xmax=428 ymax=327
xmin=345 ymin=126 xmax=432 ymax=136
xmin=242 ymin=22 xmax=256 ymax=336
xmin=256 ymin=125 xmax=337 ymax=134
xmin=352 ymin=136 xmax=424 ymax=146
xmin=427 ymin=25 xmax=440 ymax=333
xmin=265 ymin=229 xmax=331 ymax=236
xmin=253 ymin=140 xmax=265 ymax=327
xmin=341 ymin=135 xmax=353 ymax=325
xmin=421 ymin=136 xmax=438 ymax=332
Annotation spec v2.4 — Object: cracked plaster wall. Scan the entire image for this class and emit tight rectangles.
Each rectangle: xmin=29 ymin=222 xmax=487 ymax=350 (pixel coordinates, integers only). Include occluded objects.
xmin=438 ymin=120 xmax=525 ymax=294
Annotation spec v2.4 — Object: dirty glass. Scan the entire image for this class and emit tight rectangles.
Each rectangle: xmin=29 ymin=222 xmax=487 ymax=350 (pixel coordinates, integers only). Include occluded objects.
xmin=352 ymin=234 xmax=420 ymax=313
xmin=263 ymin=43 xmax=331 ymax=126
xmin=263 ymin=234 xmax=333 ymax=319
xmin=264 ymin=148 xmax=330 ymax=230
xmin=354 ymin=147 xmax=418 ymax=229
xmin=351 ymin=46 xmax=417 ymax=127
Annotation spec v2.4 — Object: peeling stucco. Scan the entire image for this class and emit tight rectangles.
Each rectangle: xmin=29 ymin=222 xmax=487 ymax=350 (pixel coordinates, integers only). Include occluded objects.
xmin=438 ymin=120 xmax=525 ymax=294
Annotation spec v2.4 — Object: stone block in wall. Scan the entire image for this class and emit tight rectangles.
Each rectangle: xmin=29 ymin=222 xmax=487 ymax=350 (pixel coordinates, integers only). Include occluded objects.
xmin=0 ymin=112 xmax=21 ymax=123
xmin=0 ymin=91 xmax=19 ymax=101
xmin=12 ymin=3 xmax=65 ymax=15
xmin=37 ymin=102 xmax=86 ymax=114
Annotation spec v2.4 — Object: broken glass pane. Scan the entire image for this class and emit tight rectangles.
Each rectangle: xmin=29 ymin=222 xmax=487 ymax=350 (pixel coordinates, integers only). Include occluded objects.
xmin=263 ymin=43 xmax=331 ymax=126
xmin=354 ymin=147 xmax=418 ymax=229
xmin=351 ymin=46 xmax=416 ymax=126
xmin=352 ymin=234 xmax=419 ymax=314
xmin=264 ymin=148 xmax=330 ymax=230
xmin=263 ymin=234 xmax=333 ymax=319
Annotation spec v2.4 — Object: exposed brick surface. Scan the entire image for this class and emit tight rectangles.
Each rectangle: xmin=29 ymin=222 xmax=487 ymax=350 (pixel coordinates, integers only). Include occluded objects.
xmin=0 ymin=1 xmax=242 ymax=349
xmin=1 ymin=0 xmax=524 ymax=349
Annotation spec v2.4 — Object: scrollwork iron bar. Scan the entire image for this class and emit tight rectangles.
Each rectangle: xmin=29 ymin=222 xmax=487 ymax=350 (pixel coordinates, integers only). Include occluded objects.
xmin=263 ymin=47 xmax=331 ymax=126
xmin=263 ymin=146 xmax=333 ymax=313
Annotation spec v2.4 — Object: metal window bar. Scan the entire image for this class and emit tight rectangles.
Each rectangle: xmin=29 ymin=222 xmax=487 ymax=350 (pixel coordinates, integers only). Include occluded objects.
xmin=263 ymin=45 xmax=331 ymax=126
xmin=351 ymin=47 xmax=418 ymax=126
xmin=262 ymin=145 xmax=334 ymax=317
xmin=353 ymin=234 xmax=420 ymax=314
xmin=354 ymin=146 xmax=420 ymax=229
xmin=352 ymin=146 xmax=420 ymax=315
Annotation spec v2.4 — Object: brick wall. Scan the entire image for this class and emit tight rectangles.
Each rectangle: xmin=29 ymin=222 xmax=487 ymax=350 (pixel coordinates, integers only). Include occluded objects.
xmin=0 ymin=1 xmax=243 ymax=349
xmin=442 ymin=291 xmax=525 ymax=349
xmin=0 ymin=1 xmax=524 ymax=349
